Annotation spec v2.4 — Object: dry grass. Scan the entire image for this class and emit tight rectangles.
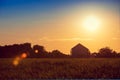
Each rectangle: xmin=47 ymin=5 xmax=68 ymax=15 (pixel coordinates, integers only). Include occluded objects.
xmin=0 ymin=58 xmax=120 ymax=79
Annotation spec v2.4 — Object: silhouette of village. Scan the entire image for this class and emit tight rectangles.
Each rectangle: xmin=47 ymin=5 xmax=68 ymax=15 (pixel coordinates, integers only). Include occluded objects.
xmin=0 ymin=43 xmax=120 ymax=58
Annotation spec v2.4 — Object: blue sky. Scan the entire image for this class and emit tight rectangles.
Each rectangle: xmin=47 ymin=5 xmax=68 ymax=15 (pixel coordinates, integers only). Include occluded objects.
xmin=0 ymin=0 xmax=77 ymax=19
xmin=0 ymin=0 xmax=120 ymax=20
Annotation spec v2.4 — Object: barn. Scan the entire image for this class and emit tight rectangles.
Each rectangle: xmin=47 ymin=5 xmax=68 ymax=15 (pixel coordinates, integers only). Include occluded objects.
xmin=71 ymin=43 xmax=90 ymax=58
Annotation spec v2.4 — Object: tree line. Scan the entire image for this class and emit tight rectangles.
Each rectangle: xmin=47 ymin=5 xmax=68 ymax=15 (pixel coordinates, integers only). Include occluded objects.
xmin=0 ymin=43 xmax=120 ymax=58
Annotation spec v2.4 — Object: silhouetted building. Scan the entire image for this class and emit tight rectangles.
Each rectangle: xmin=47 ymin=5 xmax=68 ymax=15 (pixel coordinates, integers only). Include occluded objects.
xmin=71 ymin=43 xmax=90 ymax=58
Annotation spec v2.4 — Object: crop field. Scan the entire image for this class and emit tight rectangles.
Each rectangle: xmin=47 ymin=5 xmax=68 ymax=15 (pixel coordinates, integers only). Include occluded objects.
xmin=0 ymin=58 xmax=120 ymax=79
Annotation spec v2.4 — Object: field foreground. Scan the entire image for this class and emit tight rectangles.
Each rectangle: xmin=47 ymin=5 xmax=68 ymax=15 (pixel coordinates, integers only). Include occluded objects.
xmin=0 ymin=58 xmax=120 ymax=79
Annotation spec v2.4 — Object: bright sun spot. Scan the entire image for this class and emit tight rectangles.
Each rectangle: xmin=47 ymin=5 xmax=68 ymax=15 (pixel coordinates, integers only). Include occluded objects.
xmin=82 ymin=15 xmax=101 ymax=32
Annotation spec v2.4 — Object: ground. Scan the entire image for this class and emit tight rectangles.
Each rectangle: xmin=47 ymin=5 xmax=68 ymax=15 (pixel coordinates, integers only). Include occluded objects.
xmin=0 ymin=58 xmax=120 ymax=79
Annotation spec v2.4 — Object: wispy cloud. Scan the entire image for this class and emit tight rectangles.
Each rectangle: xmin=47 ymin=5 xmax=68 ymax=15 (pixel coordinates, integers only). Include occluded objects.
xmin=112 ymin=37 xmax=120 ymax=40
xmin=39 ymin=37 xmax=93 ymax=42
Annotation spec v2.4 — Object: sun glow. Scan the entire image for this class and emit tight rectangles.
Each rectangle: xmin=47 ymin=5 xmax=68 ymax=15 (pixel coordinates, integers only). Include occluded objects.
xmin=82 ymin=15 xmax=101 ymax=32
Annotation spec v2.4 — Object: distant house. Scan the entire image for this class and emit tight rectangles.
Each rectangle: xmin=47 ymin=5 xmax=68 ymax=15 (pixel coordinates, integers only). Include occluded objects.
xmin=71 ymin=43 xmax=90 ymax=58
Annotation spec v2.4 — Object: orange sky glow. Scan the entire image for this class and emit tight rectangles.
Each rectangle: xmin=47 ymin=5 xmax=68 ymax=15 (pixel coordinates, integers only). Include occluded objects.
xmin=0 ymin=0 xmax=120 ymax=54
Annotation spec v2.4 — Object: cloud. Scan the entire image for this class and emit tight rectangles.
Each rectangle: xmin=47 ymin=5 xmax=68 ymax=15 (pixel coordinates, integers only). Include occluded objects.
xmin=39 ymin=37 xmax=93 ymax=42
xmin=112 ymin=37 xmax=120 ymax=40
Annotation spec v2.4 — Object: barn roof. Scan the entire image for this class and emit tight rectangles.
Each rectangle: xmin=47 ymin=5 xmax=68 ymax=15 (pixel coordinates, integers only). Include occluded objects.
xmin=72 ymin=43 xmax=89 ymax=50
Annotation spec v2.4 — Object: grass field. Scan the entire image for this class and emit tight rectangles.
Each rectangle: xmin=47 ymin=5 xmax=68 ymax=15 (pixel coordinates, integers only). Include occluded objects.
xmin=0 ymin=58 xmax=120 ymax=79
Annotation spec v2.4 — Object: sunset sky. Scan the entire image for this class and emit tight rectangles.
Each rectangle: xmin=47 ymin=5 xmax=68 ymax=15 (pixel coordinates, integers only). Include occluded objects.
xmin=0 ymin=0 xmax=120 ymax=54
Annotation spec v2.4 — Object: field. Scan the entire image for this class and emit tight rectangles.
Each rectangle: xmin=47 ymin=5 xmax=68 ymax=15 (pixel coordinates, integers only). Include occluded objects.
xmin=0 ymin=58 xmax=120 ymax=79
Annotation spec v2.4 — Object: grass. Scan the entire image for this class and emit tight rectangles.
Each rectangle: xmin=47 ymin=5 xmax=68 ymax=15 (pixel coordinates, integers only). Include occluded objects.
xmin=0 ymin=58 xmax=120 ymax=79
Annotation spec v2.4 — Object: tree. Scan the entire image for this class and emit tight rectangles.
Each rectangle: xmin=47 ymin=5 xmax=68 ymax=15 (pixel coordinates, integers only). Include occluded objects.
xmin=0 ymin=43 xmax=32 ymax=58
xmin=49 ymin=50 xmax=69 ymax=58
xmin=32 ymin=45 xmax=48 ymax=58
xmin=91 ymin=52 xmax=98 ymax=58
xmin=116 ymin=52 xmax=120 ymax=57
xmin=97 ymin=47 xmax=117 ymax=58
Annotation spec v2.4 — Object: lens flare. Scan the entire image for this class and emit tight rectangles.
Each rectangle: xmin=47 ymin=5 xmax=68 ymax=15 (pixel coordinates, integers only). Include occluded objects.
xmin=13 ymin=53 xmax=27 ymax=66
xmin=35 ymin=50 xmax=39 ymax=53
xmin=13 ymin=60 xmax=19 ymax=66
xmin=13 ymin=57 xmax=20 ymax=66
xmin=21 ymin=53 xmax=27 ymax=59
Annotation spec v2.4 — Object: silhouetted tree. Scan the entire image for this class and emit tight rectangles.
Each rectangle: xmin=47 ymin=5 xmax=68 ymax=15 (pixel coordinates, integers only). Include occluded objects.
xmin=1 ymin=43 xmax=120 ymax=58
xmin=49 ymin=50 xmax=69 ymax=58
xmin=91 ymin=52 xmax=98 ymax=58
xmin=20 ymin=43 xmax=33 ymax=57
xmin=116 ymin=52 xmax=120 ymax=57
xmin=0 ymin=43 xmax=32 ymax=58
xmin=97 ymin=47 xmax=117 ymax=58
xmin=32 ymin=45 xmax=48 ymax=58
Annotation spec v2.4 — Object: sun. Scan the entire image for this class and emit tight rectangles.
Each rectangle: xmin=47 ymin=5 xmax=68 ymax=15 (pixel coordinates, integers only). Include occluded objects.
xmin=82 ymin=15 xmax=101 ymax=32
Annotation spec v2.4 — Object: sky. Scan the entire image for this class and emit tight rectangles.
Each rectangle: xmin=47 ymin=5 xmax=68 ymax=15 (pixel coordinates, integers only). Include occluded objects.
xmin=0 ymin=0 xmax=120 ymax=54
